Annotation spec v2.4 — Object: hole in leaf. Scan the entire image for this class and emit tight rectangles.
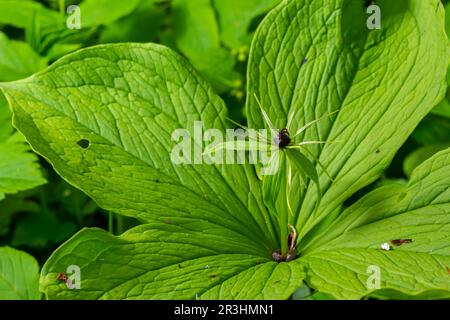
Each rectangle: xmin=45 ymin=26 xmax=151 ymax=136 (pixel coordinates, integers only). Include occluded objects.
xmin=77 ymin=139 xmax=90 ymax=149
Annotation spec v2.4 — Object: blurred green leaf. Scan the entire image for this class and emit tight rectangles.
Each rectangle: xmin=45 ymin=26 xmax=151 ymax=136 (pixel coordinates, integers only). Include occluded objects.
xmin=0 ymin=135 xmax=47 ymax=201
xmin=49 ymin=181 xmax=98 ymax=220
xmin=79 ymin=0 xmax=142 ymax=27
xmin=0 ymin=95 xmax=46 ymax=201
xmin=212 ymin=0 xmax=280 ymax=49
xmin=291 ymin=282 xmax=312 ymax=300
xmin=412 ymin=115 xmax=450 ymax=145
xmin=0 ymin=195 xmax=40 ymax=237
xmin=171 ymin=0 xmax=240 ymax=92
xmin=0 ymin=92 xmax=12 ymax=141
xmin=445 ymin=2 xmax=450 ymax=38
xmin=44 ymin=43 xmax=83 ymax=61
xmin=0 ymin=32 xmax=47 ymax=81
xmin=11 ymin=210 xmax=77 ymax=249
xmin=403 ymin=143 xmax=450 ymax=178
xmin=0 ymin=246 xmax=40 ymax=300
xmin=99 ymin=0 xmax=165 ymax=43
xmin=432 ymin=96 xmax=450 ymax=118
xmin=0 ymin=0 xmax=62 ymax=29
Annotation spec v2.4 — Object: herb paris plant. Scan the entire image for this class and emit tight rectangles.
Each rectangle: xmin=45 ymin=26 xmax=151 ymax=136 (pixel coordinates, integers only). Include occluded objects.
xmin=0 ymin=0 xmax=449 ymax=299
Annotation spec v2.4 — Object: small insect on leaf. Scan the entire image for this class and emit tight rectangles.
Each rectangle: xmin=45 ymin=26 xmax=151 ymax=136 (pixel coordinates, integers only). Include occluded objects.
xmin=276 ymin=128 xmax=291 ymax=148
xmin=446 ymin=267 xmax=450 ymax=275
xmin=389 ymin=239 xmax=413 ymax=246
xmin=56 ymin=272 xmax=74 ymax=289
xmin=56 ymin=272 xmax=68 ymax=283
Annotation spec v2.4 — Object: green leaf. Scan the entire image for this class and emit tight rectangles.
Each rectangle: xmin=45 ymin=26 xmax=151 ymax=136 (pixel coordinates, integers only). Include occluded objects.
xmin=99 ymin=1 xmax=165 ymax=44
xmin=0 ymin=92 xmax=12 ymax=141
xmin=445 ymin=2 xmax=450 ymax=39
xmin=262 ymin=151 xmax=289 ymax=254
xmin=0 ymin=32 xmax=48 ymax=81
xmin=0 ymin=195 xmax=40 ymax=237
xmin=262 ymin=151 xmax=288 ymax=216
xmin=79 ymin=0 xmax=142 ymax=27
xmin=301 ymin=249 xmax=450 ymax=300
xmin=40 ymin=223 xmax=304 ymax=299
xmin=0 ymin=43 xmax=275 ymax=247
xmin=0 ymin=136 xmax=47 ymax=201
xmin=299 ymin=148 xmax=450 ymax=299
xmin=403 ymin=144 xmax=450 ymax=178
xmin=286 ymin=149 xmax=321 ymax=209
xmin=412 ymin=114 xmax=450 ymax=145
xmin=0 ymin=31 xmax=47 ymax=200
xmin=0 ymin=246 xmax=40 ymax=300
xmin=0 ymin=90 xmax=46 ymax=200
xmin=12 ymin=211 xmax=77 ymax=249
xmin=212 ymin=0 xmax=280 ymax=49
xmin=432 ymin=98 xmax=450 ymax=118
xmin=0 ymin=43 xmax=291 ymax=298
xmin=171 ymin=0 xmax=240 ymax=92
xmin=246 ymin=0 xmax=450 ymax=239
xmin=0 ymin=0 xmax=62 ymax=29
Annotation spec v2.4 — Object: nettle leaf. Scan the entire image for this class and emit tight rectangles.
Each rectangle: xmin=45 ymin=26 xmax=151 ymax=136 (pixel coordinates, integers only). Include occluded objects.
xmin=0 ymin=246 xmax=40 ymax=300
xmin=246 ymin=0 xmax=450 ymax=239
xmin=297 ymin=148 xmax=450 ymax=299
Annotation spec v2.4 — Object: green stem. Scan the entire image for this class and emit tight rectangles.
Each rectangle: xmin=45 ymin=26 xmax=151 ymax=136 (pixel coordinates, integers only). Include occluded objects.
xmin=59 ymin=0 xmax=65 ymax=16
xmin=116 ymin=214 xmax=124 ymax=235
xmin=280 ymin=216 xmax=288 ymax=255
xmin=108 ymin=211 xmax=114 ymax=234
xmin=280 ymin=154 xmax=289 ymax=255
